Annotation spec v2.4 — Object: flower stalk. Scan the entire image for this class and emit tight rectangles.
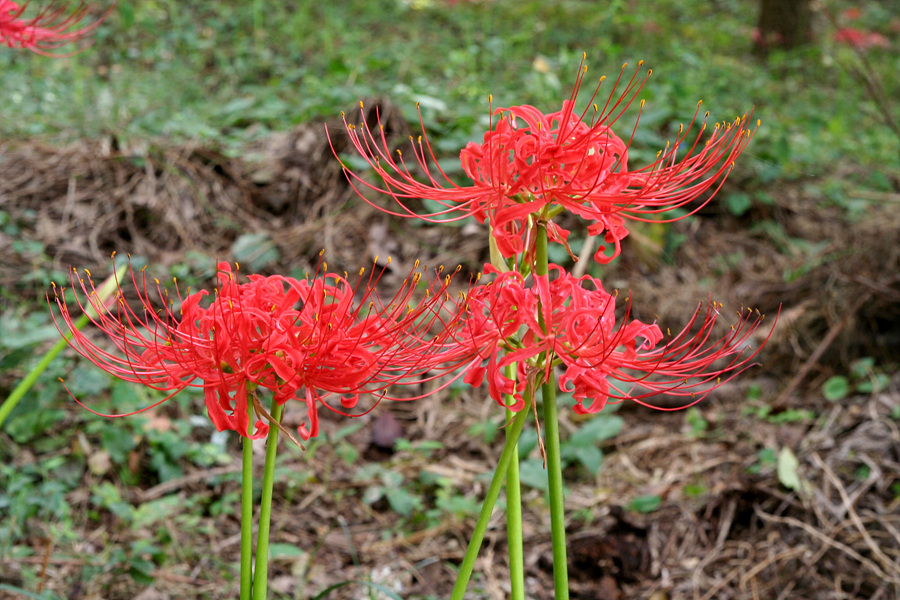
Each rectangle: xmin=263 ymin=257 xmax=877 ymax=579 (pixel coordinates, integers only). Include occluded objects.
xmin=252 ymin=398 xmax=285 ymax=600
xmin=536 ymin=224 xmax=570 ymax=600
xmin=240 ymin=399 xmax=255 ymax=600
xmin=449 ymin=406 xmax=529 ymax=600
xmin=505 ymin=361 xmax=524 ymax=600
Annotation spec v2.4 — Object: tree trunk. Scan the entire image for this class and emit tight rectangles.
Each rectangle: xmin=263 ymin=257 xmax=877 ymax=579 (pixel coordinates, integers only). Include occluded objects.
xmin=754 ymin=0 xmax=813 ymax=55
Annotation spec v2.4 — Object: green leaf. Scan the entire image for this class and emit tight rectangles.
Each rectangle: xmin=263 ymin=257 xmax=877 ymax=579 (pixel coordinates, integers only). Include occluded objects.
xmin=725 ymin=191 xmax=752 ymax=216
xmin=0 ymin=583 xmax=58 ymax=599
xmin=312 ymin=580 xmax=404 ymax=600
xmin=101 ymin=427 xmax=136 ymax=464
xmin=856 ymin=373 xmax=889 ymax=395
xmin=384 ymin=486 xmax=422 ymax=516
xmin=777 ymin=447 xmax=803 ymax=492
xmin=627 ymin=494 xmax=661 ymax=513
xmin=571 ymin=445 xmax=603 ymax=476
xmin=362 ymin=485 xmax=384 ymax=506
xmin=517 ymin=458 xmax=549 ymax=492
xmin=569 ymin=415 xmax=624 ymax=446
xmin=231 ymin=232 xmax=280 ymax=272
xmin=822 ymin=376 xmax=850 ymax=401
xmin=269 ymin=543 xmax=307 ymax=559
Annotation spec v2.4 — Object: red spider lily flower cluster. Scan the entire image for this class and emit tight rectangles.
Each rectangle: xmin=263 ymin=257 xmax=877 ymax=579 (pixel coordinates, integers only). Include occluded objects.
xmin=51 ymin=257 xmax=471 ymax=441
xmin=1 ymin=1 xmax=109 ymax=55
xmin=330 ymin=57 xmax=777 ymax=421
xmin=446 ymin=264 xmax=774 ymax=416
xmin=335 ymin=56 xmax=757 ymax=264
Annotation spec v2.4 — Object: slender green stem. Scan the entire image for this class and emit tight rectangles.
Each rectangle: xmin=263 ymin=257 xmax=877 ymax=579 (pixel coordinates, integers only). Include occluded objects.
xmin=536 ymin=225 xmax=569 ymax=600
xmin=505 ymin=364 xmax=525 ymax=600
xmin=240 ymin=400 xmax=255 ymax=600
xmin=1 ymin=264 xmax=127 ymax=430
xmin=450 ymin=407 xmax=529 ymax=600
xmin=252 ymin=399 xmax=285 ymax=600
xmin=541 ymin=376 xmax=569 ymax=599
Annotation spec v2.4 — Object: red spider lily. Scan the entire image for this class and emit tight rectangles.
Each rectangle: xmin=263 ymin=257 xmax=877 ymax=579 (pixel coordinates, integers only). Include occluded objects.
xmin=334 ymin=56 xmax=757 ymax=264
xmin=0 ymin=1 xmax=109 ymax=55
xmin=50 ymin=257 xmax=471 ymax=441
xmin=834 ymin=27 xmax=889 ymax=50
xmin=447 ymin=264 xmax=777 ymax=415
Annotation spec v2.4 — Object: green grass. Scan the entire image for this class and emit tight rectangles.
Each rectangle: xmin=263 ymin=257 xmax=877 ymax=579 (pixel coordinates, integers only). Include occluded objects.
xmin=2 ymin=0 xmax=897 ymax=175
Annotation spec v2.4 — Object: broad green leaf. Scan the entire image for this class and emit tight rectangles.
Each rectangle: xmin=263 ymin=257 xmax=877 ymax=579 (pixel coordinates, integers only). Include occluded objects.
xmin=822 ymin=376 xmax=850 ymax=401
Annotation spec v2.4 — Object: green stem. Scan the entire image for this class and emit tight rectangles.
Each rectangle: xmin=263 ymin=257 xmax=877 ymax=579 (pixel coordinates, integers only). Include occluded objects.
xmin=536 ymin=225 xmax=569 ymax=600
xmin=240 ymin=400 xmax=255 ymax=600
xmin=450 ymin=407 xmax=529 ymax=600
xmin=1 ymin=264 xmax=127 ymax=430
xmin=252 ymin=400 xmax=285 ymax=600
xmin=505 ymin=364 xmax=525 ymax=600
xmin=541 ymin=375 xmax=568 ymax=599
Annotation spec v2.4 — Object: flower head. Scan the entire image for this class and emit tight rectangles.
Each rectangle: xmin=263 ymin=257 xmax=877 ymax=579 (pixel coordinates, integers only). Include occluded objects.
xmin=51 ymin=256 xmax=470 ymax=441
xmin=1 ymin=1 xmax=109 ymax=55
xmin=335 ymin=56 xmax=756 ymax=264
xmin=447 ymin=264 xmax=776 ymax=415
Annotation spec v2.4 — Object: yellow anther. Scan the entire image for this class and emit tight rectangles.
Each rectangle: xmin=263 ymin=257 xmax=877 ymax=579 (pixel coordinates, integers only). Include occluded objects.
xmin=387 ymin=256 xmax=392 ymax=265
xmin=319 ymin=249 xmax=325 ymax=256
xmin=638 ymin=60 xmax=644 ymax=66
xmin=396 ymin=149 xmax=402 ymax=156
xmin=84 ymin=268 xmax=92 ymax=277
xmin=488 ymin=94 xmax=493 ymax=103
xmin=359 ymin=267 xmax=365 ymax=276
xmin=599 ymin=75 xmax=606 ymax=83
xmin=154 ymin=278 xmax=160 ymax=284
xmin=359 ymin=101 xmax=364 ymax=109
xmin=340 ymin=110 xmax=345 ymax=117
xmin=640 ymin=99 xmax=645 ymax=108
xmin=621 ymin=62 xmax=627 ymax=69
xmin=414 ymin=259 xmax=420 ymax=268
xmin=647 ymin=68 xmax=652 ymax=76
xmin=757 ymin=119 xmax=761 ymax=127
xmin=697 ymin=100 xmax=703 ymax=107
xmin=235 ymin=262 xmax=240 ymax=270
xmin=111 ymin=251 xmax=117 ymax=257
xmin=416 ymin=101 xmax=420 ymax=109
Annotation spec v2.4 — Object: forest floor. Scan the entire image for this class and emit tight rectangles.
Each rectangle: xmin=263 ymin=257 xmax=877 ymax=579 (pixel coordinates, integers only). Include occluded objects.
xmin=1 ymin=115 xmax=898 ymax=599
